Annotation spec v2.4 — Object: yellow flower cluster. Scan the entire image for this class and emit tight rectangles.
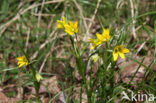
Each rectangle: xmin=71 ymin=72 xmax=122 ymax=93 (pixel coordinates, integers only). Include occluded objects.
xmin=57 ymin=17 xmax=78 ymax=35
xmin=57 ymin=17 xmax=130 ymax=61
xmin=89 ymin=28 xmax=111 ymax=49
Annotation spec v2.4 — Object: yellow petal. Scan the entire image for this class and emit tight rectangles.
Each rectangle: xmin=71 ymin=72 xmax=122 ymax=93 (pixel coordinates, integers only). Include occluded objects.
xmin=75 ymin=28 xmax=78 ymax=33
xmin=119 ymin=52 xmax=125 ymax=59
xmin=17 ymin=61 xmax=24 ymax=65
xmin=69 ymin=21 xmax=74 ymax=27
xmin=16 ymin=57 xmax=23 ymax=61
xmin=65 ymin=29 xmax=74 ymax=35
xmin=113 ymin=51 xmax=118 ymax=61
xmin=96 ymin=33 xmax=103 ymax=41
xmin=122 ymin=48 xmax=130 ymax=53
xmin=62 ymin=17 xmax=67 ymax=23
xmin=89 ymin=38 xmax=94 ymax=43
xmin=91 ymin=46 xmax=95 ymax=50
xmin=106 ymin=34 xmax=111 ymax=41
xmin=57 ymin=24 xmax=64 ymax=28
xmin=103 ymin=28 xmax=109 ymax=36
xmin=106 ymin=28 xmax=109 ymax=34
xmin=57 ymin=20 xmax=64 ymax=28
xmin=103 ymin=28 xmax=111 ymax=41
xmin=18 ymin=63 xmax=25 ymax=68
xmin=74 ymin=21 xmax=78 ymax=28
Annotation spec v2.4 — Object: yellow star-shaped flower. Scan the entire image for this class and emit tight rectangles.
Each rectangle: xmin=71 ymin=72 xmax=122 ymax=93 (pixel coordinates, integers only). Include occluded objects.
xmin=64 ymin=21 xmax=79 ymax=35
xmin=96 ymin=28 xmax=111 ymax=43
xmin=89 ymin=38 xmax=101 ymax=49
xmin=113 ymin=45 xmax=130 ymax=61
xmin=89 ymin=28 xmax=111 ymax=49
xmin=16 ymin=55 xmax=28 ymax=68
xmin=57 ymin=17 xmax=68 ymax=29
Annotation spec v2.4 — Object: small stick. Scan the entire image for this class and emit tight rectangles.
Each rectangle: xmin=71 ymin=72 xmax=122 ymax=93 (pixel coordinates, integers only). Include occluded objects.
xmin=130 ymin=0 xmax=136 ymax=38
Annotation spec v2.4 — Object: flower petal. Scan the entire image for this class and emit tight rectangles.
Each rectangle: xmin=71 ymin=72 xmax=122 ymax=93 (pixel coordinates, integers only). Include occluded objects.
xmin=119 ymin=52 xmax=125 ymax=59
xmin=57 ymin=20 xmax=64 ymax=28
xmin=69 ymin=21 xmax=74 ymax=27
xmin=19 ymin=63 xmax=25 ymax=68
xmin=74 ymin=21 xmax=78 ymax=28
xmin=96 ymin=33 xmax=103 ymax=41
xmin=65 ymin=29 xmax=74 ymax=35
xmin=103 ymin=28 xmax=109 ymax=36
xmin=122 ymin=48 xmax=130 ymax=53
xmin=89 ymin=38 xmax=94 ymax=43
xmin=113 ymin=51 xmax=118 ymax=61
xmin=16 ymin=57 xmax=23 ymax=61
xmin=91 ymin=45 xmax=95 ymax=50
xmin=62 ymin=17 xmax=67 ymax=23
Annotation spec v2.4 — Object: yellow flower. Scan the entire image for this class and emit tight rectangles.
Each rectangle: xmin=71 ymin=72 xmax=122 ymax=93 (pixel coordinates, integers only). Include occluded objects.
xmin=91 ymin=54 xmax=100 ymax=62
xmin=102 ymin=28 xmax=111 ymax=41
xmin=64 ymin=21 xmax=78 ymax=35
xmin=113 ymin=45 xmax=130 ymax=61
xmin=36 ymin=73 xmax=43 ymax=82
xmin=16 ymin=55 xmax=28 ymax=68
xmin=89 ymin=28 xmax=111 ymax=49
xmin=89 ymin=38 xmax=101 ymax=49
xmin=96 ymin=28 xmax=111 ymax=43
xmin=57 ymin=17 xmax=68 ymax=29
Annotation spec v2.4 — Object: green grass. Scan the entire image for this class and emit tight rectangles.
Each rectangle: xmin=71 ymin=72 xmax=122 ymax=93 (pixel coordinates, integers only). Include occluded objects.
xmin=0 ymin=0 xmax=156 ymax=103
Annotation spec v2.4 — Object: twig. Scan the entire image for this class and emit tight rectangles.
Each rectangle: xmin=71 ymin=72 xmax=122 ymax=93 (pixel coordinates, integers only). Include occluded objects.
xmin=86 ymin=0 xmax=101 ymax=37
xmin=39 ymin=44 xmax=54 ymax=73
xmin=136 ymin=41 xmax=147 ymax=56
xmin=130 ymin=0 xmax=136 ymax=38
xmin=25 ymin=28 xmax=30 ymax=52
xmin=31 ymin=12 xmax=55 ymax=17
xmin=73 ymin=0 xmax=88 ymax=33
xmin=37 ymin=0 xmax=45 ymax=28
xmin=87 ymin=0 xmax=101 ymax=71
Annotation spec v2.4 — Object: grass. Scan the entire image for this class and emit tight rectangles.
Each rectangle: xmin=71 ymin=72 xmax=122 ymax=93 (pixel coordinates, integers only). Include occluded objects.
xmin=0 ymin=0 xmax=156 ymax=103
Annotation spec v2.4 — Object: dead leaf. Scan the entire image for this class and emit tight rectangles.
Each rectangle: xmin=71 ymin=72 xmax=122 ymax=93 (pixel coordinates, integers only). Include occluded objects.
xmin=0 ymin=92 xmax=8 ymax=103
xmin=42 ymin=76 xmax=61 ymax=95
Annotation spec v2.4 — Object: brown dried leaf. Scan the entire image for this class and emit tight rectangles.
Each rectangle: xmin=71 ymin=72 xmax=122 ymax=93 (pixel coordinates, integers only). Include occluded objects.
xmin=42 ymin=76 xmax=61 ymax=95
xmin=0 ymin=92 xmax=18 ymax=103
xmin=0 ymin=92 xmax=8 ymax=103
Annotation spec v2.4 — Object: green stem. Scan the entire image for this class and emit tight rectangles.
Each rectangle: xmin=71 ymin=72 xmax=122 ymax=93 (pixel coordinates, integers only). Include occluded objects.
xmin=31 ymin=68 xmax=41 ymax=102
xmin=69 ymin=35 xmax=91 ymax=103
xmin=21 ymin=48 xmax=41 ymax=102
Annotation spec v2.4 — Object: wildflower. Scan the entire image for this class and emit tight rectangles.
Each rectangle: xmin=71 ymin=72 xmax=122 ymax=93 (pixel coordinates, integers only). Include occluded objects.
xmin=96 ymin=28 xmax=111 ymax=43
xmin=89 ymin=28 xmax=111 ymax=49
xmin=89 ymin=38 xmax=101 ymax=49
xmin=64 ymin=21 xmax=78 ymax=35
xmin=57 ymin=17 xmax=68 ymax=29
xmin=91 ymin=54 xmax=100 ymax=62
xmin=113 ymin=45 xmax=130 ymax=61
xmin=16 ymin=55 xmax=28 ymax=68
xmin=36 ymin=73 xmax=43 ymax=82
